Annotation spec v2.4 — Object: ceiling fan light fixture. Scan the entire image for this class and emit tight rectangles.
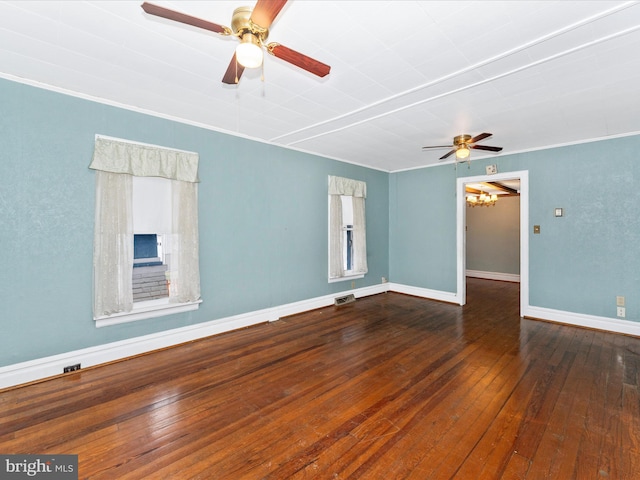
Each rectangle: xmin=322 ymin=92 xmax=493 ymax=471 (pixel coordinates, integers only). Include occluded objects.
xmin=456 ymin=145 xmax=470 ymax=160
xmin=236 ymin=33 xmax=263 ymax=68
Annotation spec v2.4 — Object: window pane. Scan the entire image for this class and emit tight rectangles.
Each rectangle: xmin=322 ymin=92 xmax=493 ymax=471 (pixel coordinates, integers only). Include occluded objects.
xmin=340 ymin=196 xmax=354 ymax=271
xmin=340 ymin=195 xmax=353 ymax=226
xmin=132 ymin=177 xmax=170 ymax=301
xmin=132 ymin=176 xmax=171 ymax=234
xmin=134 ymin=234 xmax=158 ymax=260
xmin=132 ymin=262 xmax=169 ymax=301
xmin=345 ymin=227 xmax=354 ymax=271
xmin=133 ymin=234 xmax=169 ymax=301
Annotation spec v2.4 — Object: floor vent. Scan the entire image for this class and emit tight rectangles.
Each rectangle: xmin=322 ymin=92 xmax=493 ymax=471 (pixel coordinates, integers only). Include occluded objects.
xmin=334 ymin=294 xmax=356 ymax=306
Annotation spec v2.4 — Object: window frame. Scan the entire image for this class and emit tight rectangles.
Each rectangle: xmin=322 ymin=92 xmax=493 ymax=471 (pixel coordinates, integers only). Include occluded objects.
xmin=94 ymin=297 xmax=202 ymax=328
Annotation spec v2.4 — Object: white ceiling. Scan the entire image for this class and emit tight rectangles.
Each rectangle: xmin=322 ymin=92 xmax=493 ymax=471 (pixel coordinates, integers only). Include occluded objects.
xmin=2 ymin=1 xmax=640 ymax=172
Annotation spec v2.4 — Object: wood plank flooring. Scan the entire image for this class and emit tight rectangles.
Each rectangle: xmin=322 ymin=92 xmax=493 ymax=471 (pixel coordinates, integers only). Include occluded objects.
xmin=1 ymin=278 xmax=639 ymax=479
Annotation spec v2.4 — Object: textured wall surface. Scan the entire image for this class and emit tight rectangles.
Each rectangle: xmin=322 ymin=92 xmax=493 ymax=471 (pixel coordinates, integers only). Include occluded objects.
xmin=390 ymin=135 xmax=640 ymax=321
xmin=0 ymin=78 xmax=389 ymax=366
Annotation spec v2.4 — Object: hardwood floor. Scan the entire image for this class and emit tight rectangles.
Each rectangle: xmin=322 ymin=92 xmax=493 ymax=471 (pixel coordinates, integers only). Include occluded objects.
xmin=1 ymin=278 xmax=639 ymax=479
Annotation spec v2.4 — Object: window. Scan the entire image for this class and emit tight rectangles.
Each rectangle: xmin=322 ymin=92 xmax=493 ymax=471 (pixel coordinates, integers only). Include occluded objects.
xmin=132 ymin=176 xmax=171 ymax=302
xmin=133 ymin=234 xmax=162 ymax=266
xmin=340 ymin=196 xmax=354 ymax=271
xmin=328 ymin=176 xmax=367 ymax=282
xmin=90 ymin=136 xmax=201 ymax=326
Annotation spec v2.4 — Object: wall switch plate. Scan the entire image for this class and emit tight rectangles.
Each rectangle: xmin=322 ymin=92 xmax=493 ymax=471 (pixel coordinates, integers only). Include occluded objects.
xmin=616 ymin=296 xmax=625 ymax=307
xmin=554 ymin=208 xmax=563 ymax=217
xmin=533 ymin=225 xmax=541 ymax=234
xmin=617 ymin=306 xmax=626 ymax=318
xmin=486 ymin=164 xmax=498 ymax=175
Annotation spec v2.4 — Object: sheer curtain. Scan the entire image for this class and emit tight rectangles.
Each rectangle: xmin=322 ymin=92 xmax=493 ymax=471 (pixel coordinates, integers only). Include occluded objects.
xmin=329 ymin=194 xmax=344 ymax=278
xmin=352 ymin=195 xmax=368 ymax=274
xmin=328 ymin=175 xmax=367 ymax=279
xmin=93 ymin=171 xmax=133 ymax=316
xmin=170 ymin=179 xmax=200 ymax=303
xmin=90 ymin=136 xmax=200 ymax=318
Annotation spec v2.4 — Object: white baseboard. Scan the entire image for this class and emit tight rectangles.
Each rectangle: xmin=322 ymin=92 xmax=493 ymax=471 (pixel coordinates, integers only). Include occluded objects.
xmin=273 ymin=283 xmax=387 ymax=319
xmin=523 ymin=305 xmax=640 ymax=337
xmin=387 ymin=282 xmax=460 ymax=305
xmin=466 ymin=270 xmax=520 ymax=283
xmin=5 ymin=283 xmax=636 ymax=391
xmin=0 ymin=283 xmax=388 ymax=390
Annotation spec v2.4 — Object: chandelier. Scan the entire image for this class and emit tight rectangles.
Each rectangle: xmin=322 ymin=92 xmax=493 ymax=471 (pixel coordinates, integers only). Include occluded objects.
xmin=466 ymin=191 xmax=498 ymax=207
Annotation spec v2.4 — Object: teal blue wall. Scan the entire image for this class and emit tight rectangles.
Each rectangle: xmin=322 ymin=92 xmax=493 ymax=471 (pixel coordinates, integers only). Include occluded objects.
xmin=3 ymin=74 xmax=639 ymax=369
xmin=389 ymin=165 xmax=458 ymax=292
xmin=389 ymin=136 xmax=640 ymax=322
xmin=524 ymin=138 xmax=639 ymax=319
xmin=0 ymin=78 xmax=389 ymax=367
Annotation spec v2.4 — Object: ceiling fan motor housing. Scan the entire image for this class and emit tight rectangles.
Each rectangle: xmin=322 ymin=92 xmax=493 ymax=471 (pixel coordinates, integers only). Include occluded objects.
xmin=453 ymin=134 xmax=472 ymax=146
xmin=231 ymin=6 xmax=268 ymax=42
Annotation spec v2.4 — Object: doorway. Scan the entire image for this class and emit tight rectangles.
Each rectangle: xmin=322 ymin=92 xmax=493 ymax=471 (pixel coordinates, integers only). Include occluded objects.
xmin=456 ymin=170 xmax=529 ymax=316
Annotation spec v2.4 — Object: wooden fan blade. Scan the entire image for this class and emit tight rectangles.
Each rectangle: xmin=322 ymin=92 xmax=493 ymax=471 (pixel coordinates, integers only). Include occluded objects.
xmin=141 ymin=2 xmax=231 ymax=35
xmin=439 ymin=149 xmax=457 ymax=160
xmin=470 ymin=132 xmax=492 ymax=144
xmin=472 ymin=145 xmax=503 ymax=152
xmin=250 ymin=0 xmax=288 ymax=29
xmin=222 ymin=54 xmax=245 ymax=84
xmin=266 ymin=43 xmax=330 ymax=77
xmin=422 ymin=145 xmax=454 ymax=150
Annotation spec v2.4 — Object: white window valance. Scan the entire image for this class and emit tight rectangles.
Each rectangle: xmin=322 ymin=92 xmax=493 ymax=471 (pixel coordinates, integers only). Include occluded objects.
xmin=90 ymin=136 xmax=199 ymax=183
xmin=328 ymin=175 xmax=366 ymax=198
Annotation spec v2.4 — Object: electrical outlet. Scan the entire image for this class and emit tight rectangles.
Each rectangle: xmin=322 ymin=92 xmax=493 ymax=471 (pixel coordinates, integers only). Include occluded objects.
xmin=617 ymin=307 xmax=625 ymax=318
xmin=63 ymin=363 xmax=81 ymax=373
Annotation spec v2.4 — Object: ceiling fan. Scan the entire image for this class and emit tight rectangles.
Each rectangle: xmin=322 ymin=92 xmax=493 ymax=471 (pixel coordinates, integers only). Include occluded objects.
xmin=140 ymin=1 xmax=331 ymax=85
xmin=422 ymin=133 xmax=503 ymax=161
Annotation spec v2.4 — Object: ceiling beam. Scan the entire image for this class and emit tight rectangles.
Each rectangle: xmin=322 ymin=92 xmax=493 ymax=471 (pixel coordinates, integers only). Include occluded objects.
xmin=481 ymin=181 xmax=519 ymax=195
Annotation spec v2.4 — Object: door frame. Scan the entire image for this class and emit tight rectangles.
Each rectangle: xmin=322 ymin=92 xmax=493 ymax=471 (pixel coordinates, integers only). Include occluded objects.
xmin=456 ymin=170 xmax=529 ymax=316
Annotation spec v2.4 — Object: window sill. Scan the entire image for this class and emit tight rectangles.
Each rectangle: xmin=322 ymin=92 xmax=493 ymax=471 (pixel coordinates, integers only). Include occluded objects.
xmin=94 ymin=298 xmax=202 ymax=328
xmin=328 ymin=273 xmax=365 ymax=284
